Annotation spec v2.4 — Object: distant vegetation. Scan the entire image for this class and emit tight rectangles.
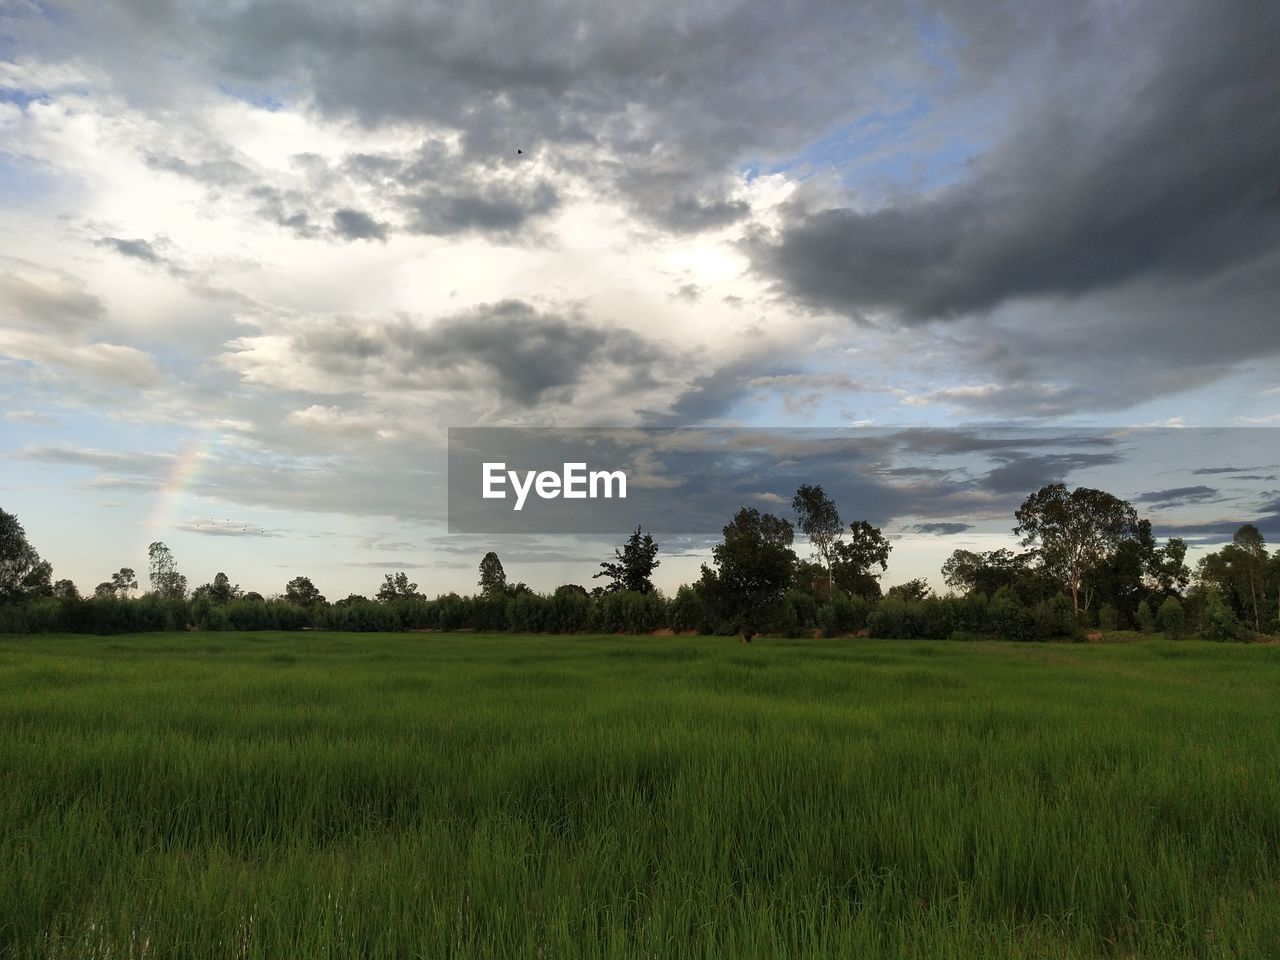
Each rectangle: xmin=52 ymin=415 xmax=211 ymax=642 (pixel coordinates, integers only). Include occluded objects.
xmin=2 ymin=482 xmax=1278 ymax=640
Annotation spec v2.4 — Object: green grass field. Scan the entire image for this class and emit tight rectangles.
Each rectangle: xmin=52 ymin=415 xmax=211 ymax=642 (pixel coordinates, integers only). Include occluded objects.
xmin=2 ymin=632 xmax=1278 ymax=959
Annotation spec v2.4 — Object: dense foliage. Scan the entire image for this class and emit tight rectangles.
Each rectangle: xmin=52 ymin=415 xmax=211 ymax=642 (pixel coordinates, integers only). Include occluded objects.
xmin=2 ymin=481 xmax=1275 ymax=640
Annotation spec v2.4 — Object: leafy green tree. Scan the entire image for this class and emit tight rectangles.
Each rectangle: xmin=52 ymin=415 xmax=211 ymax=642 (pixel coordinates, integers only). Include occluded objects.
xmin=478 ymin=552 xmax=508 ymax=598
xmin=594 ymin=526 xmax=660 ymax=594
xmin=210 ymin=572 xmax=241 ymax=603
xmin=1196 ymin=525 xmax=1272 ymax=631
xmin=1014 ymin=483 xmax=1138 ymax=614
xmin=109 ymin=567 xmax=138 ymax=600
xmin=94 ymin=581 xmax=115 ymax=599
xmin=886 ymin=578 xmax=932 ymax=602
xmin=376 ymin=571 xmax=421 ymax=602
xmin=193 ymin=572 xmax=241 ymax=604
xmin=52 ymin=579 xmax=79 ymax=601
xmin=700 ymin=507 xmax=797 ymax=642
xmin=830 ymin=520 xmax=891 ymax=599
xmin=1200 ymin=588 xmax=1241 ymax=641
xmin=0 ymin=508 xmax=53 ymax=601
xmin=941 ymin=548 xmax=1033 ymax=598
xmin=284 ymin=576 xmax=325 ymax=607
xmin=147 ymin=542 xmax=187 ymax=600
xmin=792 ymin=484 xmax=842 ymax=591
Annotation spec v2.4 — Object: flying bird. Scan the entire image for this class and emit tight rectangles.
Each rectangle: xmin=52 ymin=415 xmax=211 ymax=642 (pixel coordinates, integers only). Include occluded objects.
xmin=516 ymin=148 xmax=523 ymax=155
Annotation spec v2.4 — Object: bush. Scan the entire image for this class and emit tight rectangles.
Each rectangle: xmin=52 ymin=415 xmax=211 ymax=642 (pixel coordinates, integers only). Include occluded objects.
xmin=1136 ymin=600 xmax=1156 ymax=633
xmin=1097 ymin=603 xmax=1121 ymax=631
xmin=867 ymin=597 xmax=925 ymax=639
xmin=986 ymin=587 xmax=1034 ymax=641
xmin=1200 ymin=590 xmax=1241 ymax=642
xmin=1157 ymin=597 xmax=1186 ymax=639
xmin=817 ymin=595 xmax=870 ymax=636
xmin=590 ymin=590 xmax=668 ymax=634
xmin=1032 ymin=594 xmax=1079 ymax=640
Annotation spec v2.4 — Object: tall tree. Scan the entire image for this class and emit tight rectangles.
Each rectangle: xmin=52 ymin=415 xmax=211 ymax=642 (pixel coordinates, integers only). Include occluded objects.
xmin=376 ymin=571 xmax=421 ymax=602
xmin=52 ymin=579 xmax=79 ymax=601
xmin=284 ymin=576 xmax=325 ymax=607
xmin=1014 ymin=483 xmax=1138 ymax=614
xmin=830 ymin=520 xmax=892 ymax=599
xmin=700 ymin=507 xmax=796 ymax=642
xmin=109 ymin=567 xmax=138 ymax=600
xmin=0 ymin=508 xmax=52 ymax=601
xmin=792 ymin=484 xmax=842 ymax=591
xmin=1197 ymin=525 xmax=1271 ymax=631
xmin=594 ymin=525 xmax=661 ymax=594
xmin=147 ymin=542 xmax=188 ymax=600
xmin=478 ymin=552 xmax=508 ymax=598
xmin=941 ymin=548 xmax=1031 ymax=597
xmin=1232 ymin=524 xmax=1267 ymax=631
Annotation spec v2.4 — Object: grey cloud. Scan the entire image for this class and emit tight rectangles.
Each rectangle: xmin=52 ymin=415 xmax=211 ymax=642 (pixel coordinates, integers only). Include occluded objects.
xmin=143 ymin=151 xmax=255 ymax=187
xmin=1154 ymin=497 xmax=1280 ymax=544
xmin=332 ymin=208 xmax=389 ymax=242
xmin=21 ymin=446 xmax=173 ymax=482
xmin=177 ymin=520 xmax=279 ymax=537
xmin=910 ymin=522 xmax=972 ymax=535
xmin=233 ymin=299 xmax=681 ymax=412
xmin=401 ymin=182 xmax=558 ymax=236
xmin=662 ymin=197 xmax=751 ymax=234
xmin=980 ymin=452 xmax=1122 ymax=495
xmin=1134 ymin=485 xmax=1219 ymax=508
xmin=0 ymin=268 xmax=104 ymax=331
xmin=95 ymin=237 xmax=162 ymax=263
xmin=250 ymin=186 xmax=318 ymax=238
xmin=84 ymin=0 xmax=937 ymax=232
xmin=752 ymin=2 xmax=1280 ymax=322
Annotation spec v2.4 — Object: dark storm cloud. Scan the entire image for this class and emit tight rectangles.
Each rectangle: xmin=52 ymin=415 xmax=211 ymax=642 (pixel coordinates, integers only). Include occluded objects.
xmin=910 ymin=522 xmax=972 ymax=535
xmin=752 ymin=1 xmax=1280 ymax=322
xmin=95 ymin=237 xmax=162 ymax=263
xmin=1134 ymin=485 xmax=1219 ymax=508
xmin=331 ymin=208 xmax=389 ymax=242
xmin=980 ymin=453 xmax=1122 ymax=495
xmin=266 ymin=300 xmax=677 ymax=409
xmin=401 ymin=182 xmax=559 ymax=236
xmin=86 ymin=0 xmax=937 ymax=231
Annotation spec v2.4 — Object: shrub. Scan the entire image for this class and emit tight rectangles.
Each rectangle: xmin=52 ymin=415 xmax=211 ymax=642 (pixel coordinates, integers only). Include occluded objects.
xmin=1033 ymin=594 xmax=1079 ymax=640
xmin=817 ymin=595 xmax=870 ymax=637
xmin=1200 ymin=590 xmax=1241 ymax=642
xmin=1157 ymin=597 xmax=1186 ymax=639
xmin=986 ymin=587 xmax=1034 ymax=641
xmin=1097 ymin=603 xmax=1121 ymax=631
xmin=1136 ymin=600 xmax=1156 ymax=633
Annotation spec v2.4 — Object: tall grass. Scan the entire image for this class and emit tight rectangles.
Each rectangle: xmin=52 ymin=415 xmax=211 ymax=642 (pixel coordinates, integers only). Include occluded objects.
xmin=1 ymin=633 xmax=1278 ymax=958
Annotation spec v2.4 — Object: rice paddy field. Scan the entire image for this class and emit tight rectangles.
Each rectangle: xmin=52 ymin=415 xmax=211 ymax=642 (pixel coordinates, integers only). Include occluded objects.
xmin=1 ymin=631 xmax=1278 ymax=959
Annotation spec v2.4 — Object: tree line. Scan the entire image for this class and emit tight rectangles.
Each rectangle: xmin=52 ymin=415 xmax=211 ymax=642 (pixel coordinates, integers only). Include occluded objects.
xmin=1 ymin=483 xmax=1277 ymax=640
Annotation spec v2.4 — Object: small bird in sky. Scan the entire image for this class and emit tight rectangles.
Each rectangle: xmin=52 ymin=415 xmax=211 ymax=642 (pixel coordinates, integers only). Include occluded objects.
xmin=516 ymin=148 xmax=523 ymax=155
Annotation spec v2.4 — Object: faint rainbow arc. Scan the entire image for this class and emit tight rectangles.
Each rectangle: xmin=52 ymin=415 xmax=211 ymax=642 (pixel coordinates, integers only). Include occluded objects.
xmin=145 ymin=438 xmax=208 ymax=534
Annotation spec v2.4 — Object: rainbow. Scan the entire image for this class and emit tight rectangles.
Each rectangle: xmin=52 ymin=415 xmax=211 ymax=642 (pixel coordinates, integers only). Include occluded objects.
xmin=145 ymin=438 xmax=208 ymax=535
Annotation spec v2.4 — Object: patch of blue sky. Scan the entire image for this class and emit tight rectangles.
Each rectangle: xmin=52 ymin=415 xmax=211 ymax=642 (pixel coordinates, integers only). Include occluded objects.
xmin=740 ymin=11 xmax=990 ymax=199
xmin=216 ymin=81 xmax=292 ymax=112
xmin=0 ymin=152 xmax=64 ymax=207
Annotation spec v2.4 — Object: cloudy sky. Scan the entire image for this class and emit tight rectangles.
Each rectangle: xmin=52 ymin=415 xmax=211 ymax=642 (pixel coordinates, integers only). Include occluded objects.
xmin=1 ymin=0 xmax=1277 ymax=598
